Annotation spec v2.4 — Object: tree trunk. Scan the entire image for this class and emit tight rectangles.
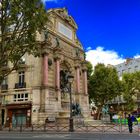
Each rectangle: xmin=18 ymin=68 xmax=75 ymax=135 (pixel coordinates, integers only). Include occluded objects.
xmin=97 ymin=106 xmax=103 ymax=120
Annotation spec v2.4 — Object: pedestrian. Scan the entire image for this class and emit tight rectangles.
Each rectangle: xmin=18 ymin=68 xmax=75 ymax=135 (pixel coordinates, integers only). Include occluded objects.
xmin=127 ymin=114 xmax=133 ymax=133
xmin=131 ymin=114 xmax=136 ymax=122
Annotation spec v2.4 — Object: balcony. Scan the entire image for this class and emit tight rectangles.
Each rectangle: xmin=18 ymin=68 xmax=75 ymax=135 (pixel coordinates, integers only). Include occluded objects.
xmin=1 ymin=90 xmax=32 ymax=105
xmin=1 ymin=84 xmax=8 ymax=90
xmin=15 ymin=83 xmax=26 ymax=89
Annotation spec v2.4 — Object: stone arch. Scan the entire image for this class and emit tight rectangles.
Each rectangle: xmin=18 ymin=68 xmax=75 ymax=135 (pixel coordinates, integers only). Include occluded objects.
xmin=60 ymin=60 xmax=72 ymax=72
xmin=60 ymin=60 xmax=72 ymax=91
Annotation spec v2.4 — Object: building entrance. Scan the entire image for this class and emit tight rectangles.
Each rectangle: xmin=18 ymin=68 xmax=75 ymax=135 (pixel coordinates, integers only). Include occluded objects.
xmin=12 ymin=111 xmax=27 ymax=127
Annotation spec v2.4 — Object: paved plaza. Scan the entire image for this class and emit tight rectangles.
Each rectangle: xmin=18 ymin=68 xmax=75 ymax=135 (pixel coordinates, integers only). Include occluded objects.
xmin=0 ymin=132 xmax=140 ymax=140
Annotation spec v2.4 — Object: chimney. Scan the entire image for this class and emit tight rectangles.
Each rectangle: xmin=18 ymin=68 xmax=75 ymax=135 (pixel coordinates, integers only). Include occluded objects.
xmin=125 ymin=58 xmax=133 ymax=65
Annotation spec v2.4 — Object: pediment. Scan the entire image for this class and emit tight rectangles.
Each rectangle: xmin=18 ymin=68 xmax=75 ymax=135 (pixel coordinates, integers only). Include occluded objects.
xmin=48 ymin=8 xmax=78 ymax=29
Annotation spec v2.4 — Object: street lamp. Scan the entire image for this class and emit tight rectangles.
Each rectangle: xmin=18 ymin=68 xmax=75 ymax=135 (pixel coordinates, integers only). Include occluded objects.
xmin=0 ymin=4 xmax=1 ymax=10
xmin=67 ymin=75 xmax=74 ymax=132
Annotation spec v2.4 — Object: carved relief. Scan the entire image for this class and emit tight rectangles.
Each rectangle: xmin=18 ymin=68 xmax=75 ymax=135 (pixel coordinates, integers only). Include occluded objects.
xmin=53 ymin=8 xmax=78 ymax=29
xmin=44 ymin=30 xmax=52 ymax=45
xmin=75 ymin=39 xmax=82 ymax=48
xmin=46 ymin=19 xmax=54 ymax=29
xmin=75 ymin=48 xmax=80 ymax=58
xmin=55 ymin=37 xmax=60 ymax=48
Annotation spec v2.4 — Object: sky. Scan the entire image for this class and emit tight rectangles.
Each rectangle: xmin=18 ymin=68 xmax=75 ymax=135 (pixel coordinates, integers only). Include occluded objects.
xmin=41 ymin=0 xmax=140 ymax=68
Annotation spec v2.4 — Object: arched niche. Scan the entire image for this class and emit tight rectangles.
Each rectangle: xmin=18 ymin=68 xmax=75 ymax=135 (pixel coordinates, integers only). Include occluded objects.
xmin=60 ymin=60 xmax=72 ymax=91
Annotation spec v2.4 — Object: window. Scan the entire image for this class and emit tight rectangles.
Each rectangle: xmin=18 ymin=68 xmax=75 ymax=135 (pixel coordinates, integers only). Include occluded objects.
xmin=134 ymin=66 xmax=138 ymax=71
xmin=13 ymin=93 xmax=28 ymax=102
xmin=128 ymin=68 xmax=131 ymax=73
xmin=19 ymin=71 xmax=25 ymax=84
xmin=122 ymin=70 xmax=125 ymax=74
xmin=14 ymin=95 xmax=17 ymax=102
xmin=2 ymin=77 xmax=7 ymax=85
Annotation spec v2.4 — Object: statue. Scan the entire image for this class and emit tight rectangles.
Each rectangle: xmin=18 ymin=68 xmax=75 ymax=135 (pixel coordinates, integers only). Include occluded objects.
xmin=44 ymin=30 xmax=48 ymax=39
xmin=102 ymin=104 xmax=110 ymax=122
xmin=84 ymin=52 xmax=86 ymax=60
xmin=44 ymin=30 xmax=52 ymax=43
xmin=72 ymin=103 xmax=81 ymax=116
xmin=102 ymin=104 xmax=109 ymax=115
xmin=56 ymin=37 xmax=60 ymax=47
xmin=75 ymin=48 xmax=80 ymax=57
xmin=60 ymin=70 xmax=69 ymax=92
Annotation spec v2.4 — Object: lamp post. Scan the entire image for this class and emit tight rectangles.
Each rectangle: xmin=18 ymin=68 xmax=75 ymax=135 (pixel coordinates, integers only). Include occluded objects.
xmin=67 ymin=75 xmax=74 ymax=132
xmin=0 ymin=1 xmax=2 ymax=9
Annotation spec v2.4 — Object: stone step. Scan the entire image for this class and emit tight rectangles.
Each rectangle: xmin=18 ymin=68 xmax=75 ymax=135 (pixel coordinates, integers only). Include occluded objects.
xmin=84 ymin=119 xmax=103 ymax=125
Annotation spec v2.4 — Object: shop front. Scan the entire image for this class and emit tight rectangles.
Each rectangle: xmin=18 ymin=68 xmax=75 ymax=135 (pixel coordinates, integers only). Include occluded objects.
xmin=5 ymin=103 xmax=31 ymax=127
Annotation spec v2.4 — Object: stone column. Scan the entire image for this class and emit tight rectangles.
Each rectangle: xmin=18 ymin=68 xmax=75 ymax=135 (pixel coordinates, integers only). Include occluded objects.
xmin=75 ymin=66 xmax=80 ymax=93
xmin=40 ymin=52 xmax=49 ymax=113
xmin=42 ymin=53 xmax=48 ymax=86
xmin=0 ymin=109 xmax=1 ymax=129
xmin=54 ymin=57 xmax=61 ymax=111
xmin=83 ymin=70 xmax=88 ymax=95
xmin=55 ymin=58 xmax=60 ymax=89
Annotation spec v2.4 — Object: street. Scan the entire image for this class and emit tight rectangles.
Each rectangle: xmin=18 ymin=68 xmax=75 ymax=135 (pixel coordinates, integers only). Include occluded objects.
xmin=0 ymin=132 xmax=139 ymax=140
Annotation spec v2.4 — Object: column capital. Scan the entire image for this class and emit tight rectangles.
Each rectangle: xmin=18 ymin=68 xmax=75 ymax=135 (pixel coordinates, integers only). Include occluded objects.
xmin=74 ymin=57 xmax=81 ymax=62
xmin=74 ymin=58 xmax=82 ymax=68
xmin=53 ymin=46 xmax=62 ymax=53
xmin=54 ymin=54 xmax=61 ymax=61
xmin=41 ymin=50 xmax=49 ymax=57
xmin=75 ymin=64 xmax=80 ymax=69
xmin=81 ymin=60 xmax=88 ymax=71
xmin=82 ymin=68 xmax=87 ymax=72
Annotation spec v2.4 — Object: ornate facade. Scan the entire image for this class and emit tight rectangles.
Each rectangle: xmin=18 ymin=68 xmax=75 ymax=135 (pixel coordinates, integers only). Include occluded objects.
xmin=0 ymin=8 xmax=89 ymax=126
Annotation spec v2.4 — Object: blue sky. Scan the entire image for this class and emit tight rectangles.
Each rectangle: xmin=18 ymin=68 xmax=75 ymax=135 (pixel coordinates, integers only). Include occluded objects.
xmin=42 ymin=0 xmax=140 ymax=67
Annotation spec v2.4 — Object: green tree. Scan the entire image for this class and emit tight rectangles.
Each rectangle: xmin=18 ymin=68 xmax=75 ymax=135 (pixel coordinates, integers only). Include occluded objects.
xmin=89 ymin=63 xmax=122 ymax=119
xmin=122 ymin=71 xmax=140 ymax=111
xmin=86 ymin=61 xmax=93 ymax=80
xmin=0 ymin=0 xmax=47 ymax=84
xmin=86 ymin=61 xmax=93 ymax=104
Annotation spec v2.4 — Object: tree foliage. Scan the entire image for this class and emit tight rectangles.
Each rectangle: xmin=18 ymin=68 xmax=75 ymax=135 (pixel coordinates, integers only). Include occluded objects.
xmin=122 ymin=71 xmax=140 ymax=111
xmin=86 ymin=61 xmax=93 ymax=80
xmin=88 ymin=63 xmax=123 ymax=118
xmin=0 ymin=0 xmax=47 ymax=83
xmin=86 ymin=61 xmax=93 ymax=103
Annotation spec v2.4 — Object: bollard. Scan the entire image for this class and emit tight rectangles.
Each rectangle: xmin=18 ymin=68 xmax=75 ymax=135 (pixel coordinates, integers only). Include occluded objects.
xmin=9 ymin=123 xmax=12 ymax=132
xmin=56 ymin=123 xmax=59 ymax=132
xmin=31 ymin=124 xmax=33 ymax=132
xmin=20 ymin=125 xmax=22 ymax=132
xmin=44 ymin=124 xmax=46 ymax=132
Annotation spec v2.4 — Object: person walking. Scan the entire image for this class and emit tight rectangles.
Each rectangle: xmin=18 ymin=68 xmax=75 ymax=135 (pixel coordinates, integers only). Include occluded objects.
xmin=127 ymin=114 xmax=133 ymax=133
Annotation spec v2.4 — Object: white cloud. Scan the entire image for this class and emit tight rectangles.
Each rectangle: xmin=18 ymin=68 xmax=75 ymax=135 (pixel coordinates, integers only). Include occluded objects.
xmin=86 ymin=46 xmax=92 ymax=51
xmin=86 ymin=46 xmax=125 ymax=68
xmin=134 ymin=54 xmax=140 ymax=59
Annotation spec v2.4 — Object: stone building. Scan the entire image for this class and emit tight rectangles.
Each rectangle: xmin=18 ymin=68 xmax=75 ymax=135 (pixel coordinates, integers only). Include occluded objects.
xmin=110 ymin=58 xmax=140 ymax=114
xmin=115 ymin=58 xmax=140 ymax=80
xmin=0 ymin=8 xmax=89 ymax=126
